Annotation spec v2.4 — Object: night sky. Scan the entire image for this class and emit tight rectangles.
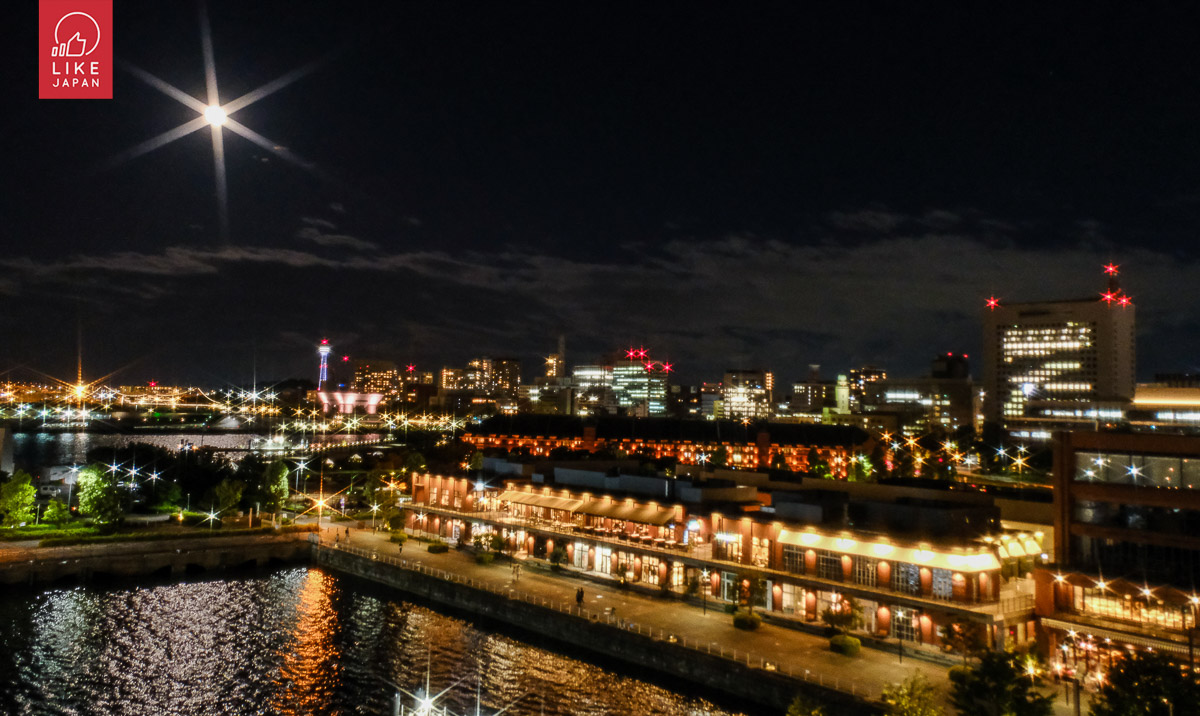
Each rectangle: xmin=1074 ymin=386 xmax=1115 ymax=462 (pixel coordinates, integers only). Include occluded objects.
xmin=6 ymin=2 xmax=1200 ymax=387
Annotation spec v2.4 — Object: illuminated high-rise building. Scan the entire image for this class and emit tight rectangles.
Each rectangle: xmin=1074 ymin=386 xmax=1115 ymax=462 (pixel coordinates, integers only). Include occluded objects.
xmin=848 ymin=365 xmax=887 ymax=412
xmin=352 ymin=360 xmax=400 ymax=395
xmin=440 ymin=367 xmax=466 ymax=390
xmin=612 ymin=353 xmax=668 ymax=417
xmin=982 ymin=267 xmax=1136 ymax=437
xmin=492 ymin=358 xmax=521 ymax=399
xmin=721 ymin=369 xmax=772 ymax=420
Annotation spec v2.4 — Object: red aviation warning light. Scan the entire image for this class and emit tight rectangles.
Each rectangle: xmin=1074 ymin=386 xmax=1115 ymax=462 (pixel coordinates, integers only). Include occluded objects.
xmin=986 ymin=296 xmax=1000 ymax=310
xmin=1104 ymin=263 xmax=1119 ymax=276
xmin=1118 ymin=295 xmax=1132 ymax=308
xmin=406 ymin=364 xmax=415 ymax=372
xmin=1101 ymin=291 xmax=1116 ymax=304
xmin=661 ymin=362 xmax=674 ymax=374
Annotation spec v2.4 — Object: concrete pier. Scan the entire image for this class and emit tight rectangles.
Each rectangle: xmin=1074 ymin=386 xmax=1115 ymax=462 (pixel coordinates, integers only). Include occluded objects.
xmin=315 ymin=541 xmax=882 ymax=714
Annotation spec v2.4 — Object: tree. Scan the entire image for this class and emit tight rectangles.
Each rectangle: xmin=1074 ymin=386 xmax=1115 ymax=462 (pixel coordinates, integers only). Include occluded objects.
xmin=261 ymin=459 xmax=289 ymax=511
xmin=0 ymin=470 xmax=37 ymax=527
xmin=941 ymin=620 xmax=987 ymax=663
xmin=770 ymin=452 xmax=788 ymax=471
xmin=214 ymin=478 xmax=245 ymax=516
xmin=745 ymin=577 xmax=768 ymax=615
xmin=821 ymin=595 xmax=864 ymax=634
xmin=710 ymin=446 xmax=729 ymax=468
xmin=1090 ymin=650 xmax=1200 ymax=716
xmin=468 ymin=451 xmax=484 ymax=473
xmin=786 ymin=692 xmax=828 ymax=716
xmin=948 ymin=650 xmax=1053 ymax=716
xmin=76 ymin=464 xmax=124 ymax=525
xmin=850 ymin=455 xmax=875 ymax=482
xmin=882 ymin=673 xmax=944 ymax=716
xmin=806 ymin=448 xmax=832 ymax=479
xmin=43 ymin=498 xmax=71 ymax=526
xmin=403 ymin=451 xmax=426 ymax=475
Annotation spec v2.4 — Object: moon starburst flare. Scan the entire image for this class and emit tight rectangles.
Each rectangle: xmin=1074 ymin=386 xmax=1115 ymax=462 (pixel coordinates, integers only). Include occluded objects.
xmin=107 ymin=0 xmax=328 ymax=243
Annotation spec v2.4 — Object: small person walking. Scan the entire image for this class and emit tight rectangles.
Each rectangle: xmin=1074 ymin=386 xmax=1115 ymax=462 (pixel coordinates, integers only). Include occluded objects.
xmin=398 ymin=541 xmax=404 ymax=555
xmin=575 ymin=587 xmax=584 ymax=607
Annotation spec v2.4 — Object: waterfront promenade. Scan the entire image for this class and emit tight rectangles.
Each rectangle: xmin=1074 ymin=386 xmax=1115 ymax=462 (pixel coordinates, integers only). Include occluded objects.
xmin=323 ymin=524 xmax=1086 ymax=714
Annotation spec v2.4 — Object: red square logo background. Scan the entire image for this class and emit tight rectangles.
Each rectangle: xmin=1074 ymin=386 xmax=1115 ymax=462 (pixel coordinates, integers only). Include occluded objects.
xmin=39 ymin=0 xmax=113 ymax=99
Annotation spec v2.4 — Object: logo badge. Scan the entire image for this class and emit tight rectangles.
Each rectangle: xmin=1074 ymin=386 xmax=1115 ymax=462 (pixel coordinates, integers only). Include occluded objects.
xmin=39 ymin=0 xmax=113 ymax=99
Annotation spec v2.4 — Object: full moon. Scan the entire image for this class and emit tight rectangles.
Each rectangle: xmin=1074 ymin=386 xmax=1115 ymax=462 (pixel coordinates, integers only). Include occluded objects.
xmin=205 ymin=105 xmax=227 ymax=126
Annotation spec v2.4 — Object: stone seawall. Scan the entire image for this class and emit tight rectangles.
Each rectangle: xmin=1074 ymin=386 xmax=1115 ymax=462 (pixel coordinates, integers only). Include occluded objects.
xmin=315 ymin=544 xmax=882 ymax=714
xmin=0 ymin=534 xmax=311 ymax=585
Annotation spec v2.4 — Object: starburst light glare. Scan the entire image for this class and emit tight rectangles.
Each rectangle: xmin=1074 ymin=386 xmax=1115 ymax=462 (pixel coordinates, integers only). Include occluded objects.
xmin=108 ymin=1 xmax=329 ymax=242
xmin=204 ymin=105 xmax=227 ymax=126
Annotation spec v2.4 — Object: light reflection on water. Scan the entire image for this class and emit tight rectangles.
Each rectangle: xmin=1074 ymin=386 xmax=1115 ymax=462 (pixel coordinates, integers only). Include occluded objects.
xmin=12 ymin=431 xmax=384 ymax=469
xmin=0 ymin=568 xmax=749 ymax=716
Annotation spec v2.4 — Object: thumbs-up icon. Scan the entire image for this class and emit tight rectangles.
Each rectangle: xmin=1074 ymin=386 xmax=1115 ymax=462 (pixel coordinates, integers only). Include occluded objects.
xmin=65 ymin=32 xmax=87 ymax=57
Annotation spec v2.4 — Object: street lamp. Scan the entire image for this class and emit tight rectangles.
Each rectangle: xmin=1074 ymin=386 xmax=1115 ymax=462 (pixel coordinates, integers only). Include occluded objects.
xmin=700 ymin=568 xmax=710 ymax=614
xmin=371 ymin=503 xmax=379 ymax=529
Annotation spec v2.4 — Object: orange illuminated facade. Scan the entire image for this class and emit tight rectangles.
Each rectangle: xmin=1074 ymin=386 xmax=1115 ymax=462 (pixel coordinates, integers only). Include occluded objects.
xmin=407 ymin=472 xmax=1032 ymax=652
xmin=462 ymin=416 xmax=871 ymax=476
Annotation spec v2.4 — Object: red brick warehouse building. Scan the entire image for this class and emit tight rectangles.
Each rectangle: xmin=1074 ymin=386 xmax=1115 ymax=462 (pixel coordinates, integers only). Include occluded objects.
xmin=461 ymin=415 xmax=874 ymax=477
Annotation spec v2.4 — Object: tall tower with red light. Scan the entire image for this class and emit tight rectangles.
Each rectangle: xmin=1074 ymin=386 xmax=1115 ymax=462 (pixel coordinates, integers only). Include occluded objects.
xmin=317 ymin=339 xmax=332 ymax=391
xmin=981 ymin=265 xmax=1135 ymax=433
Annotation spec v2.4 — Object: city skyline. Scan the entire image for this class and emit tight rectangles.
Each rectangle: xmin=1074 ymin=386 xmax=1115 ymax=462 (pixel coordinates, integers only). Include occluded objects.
xmin=6 ymin=3 xmax=1200 ymax=384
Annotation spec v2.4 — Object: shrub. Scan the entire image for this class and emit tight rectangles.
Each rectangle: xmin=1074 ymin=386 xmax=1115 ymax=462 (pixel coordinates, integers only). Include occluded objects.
xmin=39 ymin=523 xmax=315 ymax=547
xmin=389 ymin=532 xmax=408 ymax=544
xmin=733 ymin=612 xmax=762 ymax=630
xmin=549 ymin=546 xmax=567 ymax=565
xmin=0 ymin=523 xmax=93 ymax=541
xmin=947 ymin=664 xmax=970 ymax=683
xmin=829 ymin=634 xmax=861 ymax=657
xmin=724 ymin=603 xmax=738 ymax=614
xmin=475 ymin=552 xmax=494 ymax=565
xmin=427 ymin=541 xmax=449 ymax=554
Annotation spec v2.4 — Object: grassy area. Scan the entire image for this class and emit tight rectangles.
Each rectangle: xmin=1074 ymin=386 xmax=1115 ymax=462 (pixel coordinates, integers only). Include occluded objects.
xmin=39 ymin=524 xmax=316 ymax=548
xmin=0 ymin=523 xmax=98 ymax=542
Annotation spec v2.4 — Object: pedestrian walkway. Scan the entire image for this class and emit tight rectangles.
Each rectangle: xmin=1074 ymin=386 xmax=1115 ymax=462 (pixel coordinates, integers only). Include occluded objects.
xmin=328 ymin=526 xmax=926 ymax=703
xmin=328 ymin=524 xmax=1088 ymax=715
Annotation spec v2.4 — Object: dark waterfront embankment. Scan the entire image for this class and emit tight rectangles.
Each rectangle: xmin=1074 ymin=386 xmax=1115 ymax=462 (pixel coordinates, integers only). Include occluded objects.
xmin=315 ymin=542 xmax=882 ymax=714
xmin=0 ymin=533 xmax=312 ymax=585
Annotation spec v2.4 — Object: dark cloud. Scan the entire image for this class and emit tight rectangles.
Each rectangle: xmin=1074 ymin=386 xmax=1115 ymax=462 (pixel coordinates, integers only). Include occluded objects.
xmin=294 ymin=225 xmax=378 ymax=251
xmin=3 ymin=214 xmax=1190 ymax=385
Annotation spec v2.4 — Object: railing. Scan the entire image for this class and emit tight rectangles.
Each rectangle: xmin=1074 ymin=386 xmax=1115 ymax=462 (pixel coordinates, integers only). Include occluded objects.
xmin=315 ymin=540 xmax=882 ymax=700
xmin=995 ymin=593 xmax=1035 ymax=616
